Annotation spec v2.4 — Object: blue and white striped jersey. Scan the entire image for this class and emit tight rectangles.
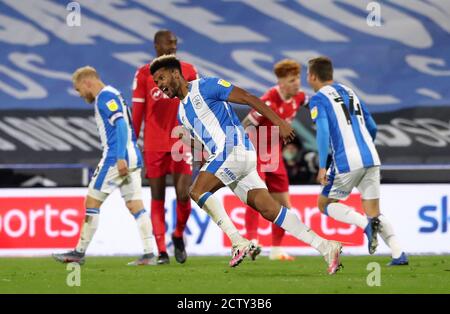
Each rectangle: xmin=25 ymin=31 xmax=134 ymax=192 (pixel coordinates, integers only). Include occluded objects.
xmin=310 ymin=83 xmax=380 ymax=174
xmin=94 ymin=85 xmax=142 ymax=168
xmin=178 ymin=77 xmax=253 ymax=154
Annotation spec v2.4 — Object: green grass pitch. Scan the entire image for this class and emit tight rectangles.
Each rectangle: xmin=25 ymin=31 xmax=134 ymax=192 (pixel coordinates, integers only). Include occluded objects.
xmin=0 ymin=255 xmax=449 ymax=294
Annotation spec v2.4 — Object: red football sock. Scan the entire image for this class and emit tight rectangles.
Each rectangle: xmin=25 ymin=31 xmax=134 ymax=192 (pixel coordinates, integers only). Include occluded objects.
xmin=245 ymin=206 xmax=259 ymax=241
xmin=151 ymin=199 xmax=166 ymax=253
xmin=271 ymin=223 xmax=285 ymax=246
xmin=174 ymin=200 xmax=192 ymax=238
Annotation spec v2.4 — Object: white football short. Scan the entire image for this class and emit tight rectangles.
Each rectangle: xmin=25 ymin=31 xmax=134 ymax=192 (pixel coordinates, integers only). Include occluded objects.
xmin=321 ymin=166 xmax=380 ymax=200
xmin=201 ymin=145 xmax=267 ymax=204
xmin=88 ymin=161 xmax=143 ymax=202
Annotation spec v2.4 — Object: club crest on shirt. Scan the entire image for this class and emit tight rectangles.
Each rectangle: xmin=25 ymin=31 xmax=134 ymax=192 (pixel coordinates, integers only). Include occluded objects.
xmin=193 ymin=95 xmax=202 ymax=109
xmin=218 ymin=79 xmax=231 ymax=88
xmin=106 ymin=99 xmax=119 ymax=111
xmin=311 ymin=106 xmax=318 ymax=120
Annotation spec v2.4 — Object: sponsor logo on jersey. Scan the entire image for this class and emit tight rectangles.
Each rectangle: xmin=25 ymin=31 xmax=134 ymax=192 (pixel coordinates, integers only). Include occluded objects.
xmin=106 ymin=99 xmax=119 ymax=112
xmin=218 ymin=79 xmax=231 ymax=88
xmin=311 ymin=106 xmax=318 ymax=120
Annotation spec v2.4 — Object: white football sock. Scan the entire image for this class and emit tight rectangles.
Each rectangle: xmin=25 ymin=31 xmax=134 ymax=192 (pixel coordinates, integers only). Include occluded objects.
xmin=198 ymin=192 xmax=244 ymax=245
xmin=378 ymin=214 xmax=403 ymax=258
xmin=75 ymin=208 xmax=100 ymax=253
xmin=274 ymin=207 xmax=329 ymax=255
xmin=133 ymin=209 xmax=155 ymax=255
xmin=326 ymin=202 xmax=368 ymax=229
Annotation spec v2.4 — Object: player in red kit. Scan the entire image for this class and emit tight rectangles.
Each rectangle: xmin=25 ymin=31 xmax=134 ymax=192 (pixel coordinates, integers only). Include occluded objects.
xmin=132 ymin=30 xmax=198 ymax=264
xmin=242 ymin=59 xmax=308 ymax=261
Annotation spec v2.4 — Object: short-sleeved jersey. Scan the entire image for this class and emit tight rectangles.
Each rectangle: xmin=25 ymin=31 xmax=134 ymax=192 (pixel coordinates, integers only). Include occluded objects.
xmin=95 ymin=85 xmax=142 ymax=168
xmin=309 ymin=83 xmax=380 ymax=174
xmin=247 ymin=86 xmax=307 ymax=160
xmin=132 ymin=61 xmax=198 ymax=152
xmin=178 ymin=77 xmax=253 ymax=155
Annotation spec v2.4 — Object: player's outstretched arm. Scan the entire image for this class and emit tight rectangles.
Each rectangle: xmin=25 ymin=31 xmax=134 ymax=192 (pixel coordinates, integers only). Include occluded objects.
xmin=227 ymin=86 xmax=295 ymax=143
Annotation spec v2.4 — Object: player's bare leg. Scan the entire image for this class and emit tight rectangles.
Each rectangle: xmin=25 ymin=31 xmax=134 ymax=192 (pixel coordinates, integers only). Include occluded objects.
xmin=247 ymin=189 xmax=342 ymax=274
xmin=190 ymin=171 xmax=254 ymax=267
xmin=126 ymin=199 xmax=157 ymax=266
xmin=172 ymin=172 xmax=192 ymax=263
xmin=149 ymin=176 xmax=170 ymax=264
xmin=362 ymin=199 xmax=408 ymax=265
xmin=53 ymin=195 xmax=102 ymax=265
xmin=268 ymin=192 xmax=294 ymax=261
xmin=319 ymin=195 xmax=380 ymax=254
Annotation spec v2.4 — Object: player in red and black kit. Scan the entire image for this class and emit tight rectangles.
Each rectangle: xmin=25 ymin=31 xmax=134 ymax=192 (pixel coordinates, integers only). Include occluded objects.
xmin=132 ymin=30 xmax=198 ymax=264
xmin=242 ymin=59 xmax=308 ymax=261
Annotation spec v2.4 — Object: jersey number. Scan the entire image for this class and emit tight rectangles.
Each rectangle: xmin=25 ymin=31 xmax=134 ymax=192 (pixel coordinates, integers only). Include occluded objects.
xmin=334 ymin=96 xmax=362 ymax=125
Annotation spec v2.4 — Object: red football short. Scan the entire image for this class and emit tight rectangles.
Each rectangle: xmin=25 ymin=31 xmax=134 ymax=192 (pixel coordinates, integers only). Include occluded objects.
xmin=144 ymin=151 xmax=192 ymax=178
xmin=257 ymin=158 xmax=289 ymax=193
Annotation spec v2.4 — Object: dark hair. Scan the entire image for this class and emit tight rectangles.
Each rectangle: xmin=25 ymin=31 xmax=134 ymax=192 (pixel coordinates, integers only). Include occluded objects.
xmin=150 ymin=54 xmax=181 ymax=75
xmin=154 ymin=29 xmax=173 ymax=43
xmin=308 ymin=56 xmax=333 ymax=82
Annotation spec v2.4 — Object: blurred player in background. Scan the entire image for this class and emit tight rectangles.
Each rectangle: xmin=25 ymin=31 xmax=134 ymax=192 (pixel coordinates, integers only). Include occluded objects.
xmin=53 ymin=66 xmax=155 ymax=266
xmin=242 ymin=59 xmax=308 ymax=261
xmin=132 ymin=30 xmax=198 ymax=264
xmin=150 ymin=55 xmax=343 ymax=274
xmin=308 ymin=57 xmax=408 ymax=266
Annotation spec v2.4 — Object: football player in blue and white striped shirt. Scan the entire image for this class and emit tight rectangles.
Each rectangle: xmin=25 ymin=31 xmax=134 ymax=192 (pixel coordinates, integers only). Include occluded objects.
xmin=308 ymin=57 xmax=408 ymax=266
xmin=150 ymin=55 xmax=343 ymax=274
xmin=53 ymin=66 xmax=156 ymax=266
